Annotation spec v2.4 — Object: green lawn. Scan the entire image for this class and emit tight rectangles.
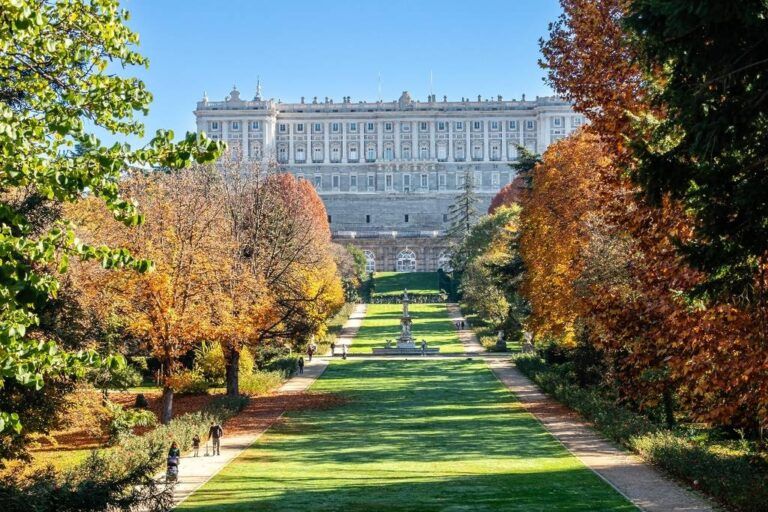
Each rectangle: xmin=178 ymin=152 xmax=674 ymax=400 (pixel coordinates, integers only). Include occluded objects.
xmin=349 ymin=303 xmax=464 ymax=354
xmin=372 ymin=272 xmax=440 ymax=296
xmin=178 ymin=359 xmax=635 ymax=511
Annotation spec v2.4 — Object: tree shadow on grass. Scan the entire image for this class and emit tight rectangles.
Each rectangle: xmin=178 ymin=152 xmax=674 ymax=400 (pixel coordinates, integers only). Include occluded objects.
xmin=178 ymin=469 xmax=636 ymax=512
xmin=179 ymin=360 xmax=635 ymax=512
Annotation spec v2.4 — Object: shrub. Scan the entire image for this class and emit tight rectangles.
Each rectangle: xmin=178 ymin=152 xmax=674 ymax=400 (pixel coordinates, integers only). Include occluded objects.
xmin=105 ymin=401 xmax=156 ymax=445
xmin=134 ymin=393 xmax=149 ymax=409
xmin=239 ymin=346 xmax=256 ymax=376
xmin=515 ymin=354 xmax=768 ymax=511
xmin=253 ymin=344 xmax=291 ymax=370
xmin=166 ymin=370 xmax=208 ymax=395
xmin=0 ymin=395 xmax=247 ymax=512
xmin=88 ymin=363 xmax=143 ymax=398
xmin=264 ymin=355 xmax=299 ymax=377
xmin=194 ymin=341 xmax=226 ymax=384
xmin=239 ymin=370 xmax=284 ymax=396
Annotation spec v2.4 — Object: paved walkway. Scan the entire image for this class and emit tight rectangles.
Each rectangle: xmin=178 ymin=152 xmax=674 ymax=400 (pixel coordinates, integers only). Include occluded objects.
xmin=329 ymin=303 xmax=365 ymax=355
xmin=446 ymin=303 xmax=484 ymax=354
xmin=160 ymin=359 xmax=329 ymax=509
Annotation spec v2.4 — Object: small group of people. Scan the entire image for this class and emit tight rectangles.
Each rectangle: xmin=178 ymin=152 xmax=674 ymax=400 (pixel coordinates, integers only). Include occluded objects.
xmin=306 ymin=342 xmax=318 ymax=361
xmin=330 ymin=341 xmax=349 ymax=359
xmin=166 ymin=421 xmax=224 ymax=482
xmin=454 ymin=320 xmax=466 ymax=330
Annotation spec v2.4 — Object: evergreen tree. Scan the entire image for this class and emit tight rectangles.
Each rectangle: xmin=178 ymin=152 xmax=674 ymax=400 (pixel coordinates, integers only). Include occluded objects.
xmin=626 ymin=0 xmax=768 ymax=308
xmin=446 ymin=169 xmax=480 ymax=272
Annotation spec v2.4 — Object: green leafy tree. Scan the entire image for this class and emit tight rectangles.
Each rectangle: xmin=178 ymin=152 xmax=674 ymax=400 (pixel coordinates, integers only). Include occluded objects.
xmin=625 ymin=1 xmax=768 ymax=310
xmin=0 ymin=0 xmax=222 ymax=434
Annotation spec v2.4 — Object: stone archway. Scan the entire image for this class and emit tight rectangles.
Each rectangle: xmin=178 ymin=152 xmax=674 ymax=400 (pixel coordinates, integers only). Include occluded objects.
xmin=396 ymin=248 xmax=417 ymax=272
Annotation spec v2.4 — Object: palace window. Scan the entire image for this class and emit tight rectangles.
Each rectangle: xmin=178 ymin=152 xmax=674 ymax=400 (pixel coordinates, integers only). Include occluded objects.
xmin=348 ymin=122 xmax=357 ymax=132
xmin=384 ymin=122 xmax=393 ymax=132
xmin=491 ymin=121 xmax=499 ymax=131
xmin=279 ymin=123 xmax=287 ymax=133
xmin=231 ymin=121 xmax=240 ymax=130
xmin=332 ymin=122 xmax=341 ymax=132
xmin=404 ymin=214 xmax=409 ymax=223
xmin=439 ymin=173 xmax=446 ymax=188
xmin=455 ymin=144 xmax=465 ymax=161
xmin=251 ymin=121 xmax=260 ymax=130
xmin=367 ymin=174 xmax=375 ymax=190
xmin=384 ymin=145 xmax=394 ymax=161
xmin=473 ymin=121 xmax=482 ymax=131
xmin=443 ymin=213 xmax=449 ymax=222
xmin=420 ymin=174 xmax=428 ymax=188
xmin=402 ymin=145 xmax=412 ymax=160
xmin=526 ymin=120 xmax=535 ymax=130
xmin=472 ymin=144 xmax=483 ymax=160
xmin=209 ymin=121 xmax=219 ymax=131
xmin=420 ymin=121 xmax=428 ymax=132
xmin=295 ymin=146 xmax=306 ymax=163
xmin=313 ymin=174 xmax=321 ymax=188
xmin=278 ymin=146 xmax=287 ymax=162
xmin=332 ymin=175 xmax=340 ymax=189
xmin=455 ymin=121 xmax=464 ymax=131
xmin=366 ymin=146 xmax=376 ymax=162
xmin=401 ymin=122 xmax=411 ymax=132
xmin=385 ymin=174 xmax=393 ymax=190
xmin=437 ymin=121 xmax=446 ymax=131
xmin=331 ymin=145 xmax=341 ymax=163
xmin=366 ymin=214 xmax=371 ymax=223
xmin=363 ymin=250 xmax=376 ymax=273
xmin=508 ymin=120 xmax=518 ymax=130
xmin=419 ymin=144 xmax=429 ymax=160
xmin=296 ymin=123 xmax=304 ymax=133
xmin=350 ymin=174 xmax=357 ymax=190
xmin=312 ymin=146 xmax=323 ymax=163
xmin=366 ymin=122 xmax=375 ymax=132
xmin=507 ymin=143 xmax=518 ymax=159
xmin=437 ymin=143 xmax=447 ymax=161
xmin=349 ymin=145 xmax=359 ymax=161
xmin=572 ymin=116 xmax=584 ymax=127
xmin=328 ymin=215 xmax=332 ymax=223
xmin=396 ymin=249 xmax=417 ymax=272
xmin=403 ymin=174 xmax=411 ymax=192
xmin=490 ymin=142 xmax=501 ymax=161
xmin=492 ymin=172 xmax=500 ymax=186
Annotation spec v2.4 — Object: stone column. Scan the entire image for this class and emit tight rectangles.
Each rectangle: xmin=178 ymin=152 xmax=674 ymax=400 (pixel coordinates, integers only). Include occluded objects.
xmin=359 ymin=122 xmax=364 ymax=162
xmin=429 ymin=121 xmax=435 ymax=160
xmin=395 ymin=121 xmax=400 ymax=160
xmin=242 ymin=119 xmax=249 ymax=161
xmin=377 ymin=121 xmax=383 ymax=160
xmin=447 ymin=120 xmax=452 ymax=161
xmin=483 ymin=119 xmax=489 ymax=162
xmin=323 ymin=122 xmax=329 ymax=164
xmin=501 ymin=119 xmax=507 ymax=161
xmin=465 ymin=123 xmax=470 ymax=161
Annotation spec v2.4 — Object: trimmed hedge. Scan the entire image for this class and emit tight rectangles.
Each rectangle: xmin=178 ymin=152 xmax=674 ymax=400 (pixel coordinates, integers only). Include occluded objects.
xmin=515 ymin=354 xmax=768 ymax=511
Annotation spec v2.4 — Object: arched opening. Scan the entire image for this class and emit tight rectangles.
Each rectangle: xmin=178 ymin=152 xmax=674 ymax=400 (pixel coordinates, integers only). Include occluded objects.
xmin=363 ymin=250 xmax=376 ymax=273
xmin=396 ymin=248 xmax=417 ymax=272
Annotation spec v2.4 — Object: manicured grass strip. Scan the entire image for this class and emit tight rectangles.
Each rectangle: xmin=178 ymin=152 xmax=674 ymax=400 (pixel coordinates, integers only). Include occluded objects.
xmin=179 ymin=360 xmax=634 ymax=512
xmin=349 ymin=303 xmax=464 ymax=354
xmin=372 ymin=271 xmax=440 ymax=296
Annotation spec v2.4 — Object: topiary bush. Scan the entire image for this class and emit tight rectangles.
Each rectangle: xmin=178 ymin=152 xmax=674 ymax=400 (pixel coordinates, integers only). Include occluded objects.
xmin=166 ymin=370 xmax=208 ymax=395
xmin=239 ymin=370 xmax=284 ymax=396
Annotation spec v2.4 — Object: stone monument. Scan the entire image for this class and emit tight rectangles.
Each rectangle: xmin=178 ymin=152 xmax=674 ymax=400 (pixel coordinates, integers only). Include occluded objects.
xmin=397 ymin=289 xmax=415 ymax=349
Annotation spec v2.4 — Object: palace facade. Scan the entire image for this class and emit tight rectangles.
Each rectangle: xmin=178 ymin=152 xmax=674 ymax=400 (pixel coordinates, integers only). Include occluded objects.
xmin=194 ymin=86 xmax=581 ymax=272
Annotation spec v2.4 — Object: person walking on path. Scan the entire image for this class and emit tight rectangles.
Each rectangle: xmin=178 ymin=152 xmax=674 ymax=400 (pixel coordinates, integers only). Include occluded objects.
xmin=307 ymin=344 xmax=314 ymax=362
xmin=166 ymin=441 xmax=181 ymax=482
xmin=297 ymin=356 xmax=305 ymax=375
xmin=192 ymin=434 xmax=200 ymax=457
xmin=460 ymin=320 xmax=465 ymax=330
xmin=208 ymin=422 xmax=223 ymax=456
xmin=342 ymin=343 xmax=348 ymax=360
xmin=421 ymin=339 xmax=427 ymax=356
xmin=330 ymin=341 xmax=336 ymax=356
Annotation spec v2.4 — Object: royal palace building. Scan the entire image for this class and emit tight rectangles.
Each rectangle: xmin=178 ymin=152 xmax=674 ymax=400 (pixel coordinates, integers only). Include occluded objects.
xmin=194 ymin=85 xmax=581 ymax=272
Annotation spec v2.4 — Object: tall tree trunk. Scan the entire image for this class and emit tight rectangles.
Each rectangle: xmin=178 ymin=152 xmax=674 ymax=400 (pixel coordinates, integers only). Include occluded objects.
xmin=161 ymin=385 xmax=174 ymax=425
xmin=225 ymin=347 xmax=240 ymax=396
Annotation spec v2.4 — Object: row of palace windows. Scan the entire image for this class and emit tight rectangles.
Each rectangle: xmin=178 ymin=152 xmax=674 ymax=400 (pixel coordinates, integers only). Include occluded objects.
xmin=275 ymin=119 xmax=537 ymax=135
xmin=297 ymin=171 xmax=501 ymax=192
xmin=207 ymin=116 xmax=584 ymax=135
xmin=277 ymin=140 xmax=532 ymax=164
xmin=327 ymin=212 xmax=452 ymax=224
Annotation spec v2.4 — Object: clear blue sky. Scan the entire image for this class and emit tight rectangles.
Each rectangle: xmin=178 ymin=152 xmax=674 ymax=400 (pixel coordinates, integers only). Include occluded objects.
xmin=116 ymin=0 xmax=562 ymax=146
